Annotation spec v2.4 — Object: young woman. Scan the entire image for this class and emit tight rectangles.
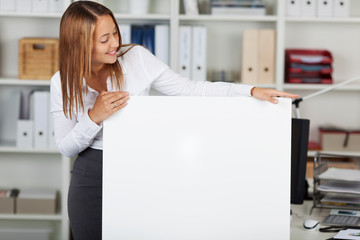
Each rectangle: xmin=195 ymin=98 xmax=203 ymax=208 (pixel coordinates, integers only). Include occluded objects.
xmin=50 ymin=1 xmax=298 ymax=239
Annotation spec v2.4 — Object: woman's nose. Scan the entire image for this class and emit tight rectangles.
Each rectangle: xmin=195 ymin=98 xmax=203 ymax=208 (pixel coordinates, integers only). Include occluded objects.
xmin=111 ymin=36 xmax=119 ymax=48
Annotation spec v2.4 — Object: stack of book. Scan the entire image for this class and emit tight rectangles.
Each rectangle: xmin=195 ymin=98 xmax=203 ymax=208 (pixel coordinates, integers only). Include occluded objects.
xmin=211 ymin=0 xmax=266 ymax=16
xmin=285 ymin=49 xmax=333 ymax=84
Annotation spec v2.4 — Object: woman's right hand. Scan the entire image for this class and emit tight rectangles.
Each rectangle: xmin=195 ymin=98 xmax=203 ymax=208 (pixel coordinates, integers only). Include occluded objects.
xmin=88 ymin=90 xmax=130 ymax=125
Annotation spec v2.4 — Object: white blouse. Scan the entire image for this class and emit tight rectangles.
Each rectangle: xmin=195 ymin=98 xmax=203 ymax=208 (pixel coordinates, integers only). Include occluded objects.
xmin=50 ymin=46 xmax=254 ymax=157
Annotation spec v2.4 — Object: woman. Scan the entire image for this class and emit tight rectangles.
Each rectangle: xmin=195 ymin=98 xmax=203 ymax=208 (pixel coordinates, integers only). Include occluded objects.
xmin=50 ymin=1 xmax=298 ymax=239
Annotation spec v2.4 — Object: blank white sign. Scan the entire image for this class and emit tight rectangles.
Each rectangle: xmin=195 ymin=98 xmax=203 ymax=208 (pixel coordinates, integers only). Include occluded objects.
xmin=103 ymin=96 xmax=291 ymax=240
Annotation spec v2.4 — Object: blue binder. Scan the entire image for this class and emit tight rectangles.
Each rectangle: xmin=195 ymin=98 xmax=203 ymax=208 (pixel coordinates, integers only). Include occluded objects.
xmin=130 ymin=25 xmax=144 ymax=45
xmin=142 ymin=25 xmax=155 ymax=54
xmin=130 ymin=24 xmax=155 ymax=55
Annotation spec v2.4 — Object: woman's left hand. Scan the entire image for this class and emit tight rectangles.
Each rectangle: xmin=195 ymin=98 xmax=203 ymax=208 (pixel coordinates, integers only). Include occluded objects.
xmin=251 ymin=87 xmax=299 ymax=104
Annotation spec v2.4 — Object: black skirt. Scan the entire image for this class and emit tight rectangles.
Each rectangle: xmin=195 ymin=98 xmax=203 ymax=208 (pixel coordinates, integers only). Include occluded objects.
xmin=68 ymin=148 xmax=103 ymax=240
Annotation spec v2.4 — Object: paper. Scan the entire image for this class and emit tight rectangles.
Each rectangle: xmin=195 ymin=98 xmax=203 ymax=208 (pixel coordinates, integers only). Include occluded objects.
xmin=319 ymin=168 xmax=360 ymax=182
xmin=334 ymin=229 xmax=360 ymax=240
xmin=321 ymin=193 xmax=360 ymax=206
xmin=318 ymin=181 xmax=360 ymax=194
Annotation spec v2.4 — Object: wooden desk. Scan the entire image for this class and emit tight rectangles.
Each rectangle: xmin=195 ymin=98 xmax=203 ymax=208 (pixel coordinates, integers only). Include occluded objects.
xmin=291 ymin=200 xmax=336 ymax=240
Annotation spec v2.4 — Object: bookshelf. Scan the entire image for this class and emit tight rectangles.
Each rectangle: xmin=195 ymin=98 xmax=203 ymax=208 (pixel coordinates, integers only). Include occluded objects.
xmin=0 ymin=0 xmax=360 ymax=239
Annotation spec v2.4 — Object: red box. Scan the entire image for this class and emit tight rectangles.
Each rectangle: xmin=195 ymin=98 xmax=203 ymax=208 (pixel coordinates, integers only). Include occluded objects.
xmin=285 ymin=49 xmax=333 ymax=84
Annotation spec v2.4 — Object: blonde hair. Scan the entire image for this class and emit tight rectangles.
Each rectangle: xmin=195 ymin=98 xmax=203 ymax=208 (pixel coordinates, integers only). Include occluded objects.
xmin=59 ymin=1 xmax=131 ymax=119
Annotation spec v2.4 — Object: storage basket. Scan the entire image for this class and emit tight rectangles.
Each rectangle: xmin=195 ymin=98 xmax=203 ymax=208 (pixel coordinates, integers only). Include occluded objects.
xmin=18 ymin=38 xmax=59 ymax=80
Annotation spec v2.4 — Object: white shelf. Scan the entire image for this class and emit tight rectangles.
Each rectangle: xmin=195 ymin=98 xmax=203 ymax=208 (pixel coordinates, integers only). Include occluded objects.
xmin=0 ymin=141 xmax=59 ymax=154
xmin=114 ymin=13 xmax=170 ymax=20
xmin=286 ymin=17 xmax=360 ymax=23
xmin=0 ymin=78 xmax=50 ymax=86
xmin=179 ymin=14 xmax=277 ymax=22
xmin=0 ymin=12 xmax=171 ymax=20
xmin=0 ymin=213 xmax=62 ymax=221
xmin=308 ymin=150 xmax=360 ymax=157
xmin=0 ymin=12 xmax=62 ymax=18
xmin=284 ymin=83 xmax=360 ymax=91
xmin=0 ymin=147 xmax=59 ymax=154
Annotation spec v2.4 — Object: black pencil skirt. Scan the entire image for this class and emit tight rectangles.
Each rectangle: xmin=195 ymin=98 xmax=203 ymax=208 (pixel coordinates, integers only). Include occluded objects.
xmin=68 ymin=148 xmax=103 ymax=240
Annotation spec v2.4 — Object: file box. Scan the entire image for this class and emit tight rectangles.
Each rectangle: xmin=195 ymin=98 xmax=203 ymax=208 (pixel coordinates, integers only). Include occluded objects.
xmin=16 ymin=189 xmax=57 ymax=214
xmin=18 ymin=38 xmax=59 ymax=80
xmin=0 ymin=190 xmax=15 ymax=214
xmin=320 ymin=127 xmax=360 ymax=151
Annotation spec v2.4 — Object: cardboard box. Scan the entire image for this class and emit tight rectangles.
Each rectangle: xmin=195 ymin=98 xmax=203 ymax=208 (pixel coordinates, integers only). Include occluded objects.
xmin=0 ymin=189 xmax=17 ymax=214
xmin=320 ymin=127 xmax=360 ymax=151
xmin=16 ymin=189 xmax=57 ymax=214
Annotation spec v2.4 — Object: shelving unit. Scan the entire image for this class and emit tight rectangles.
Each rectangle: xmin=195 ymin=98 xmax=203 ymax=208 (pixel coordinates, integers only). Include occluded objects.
xmin=1 ymin=0 xmax=360 ymax=239
xmin=0 ymin=149 xmax=70 ymax=240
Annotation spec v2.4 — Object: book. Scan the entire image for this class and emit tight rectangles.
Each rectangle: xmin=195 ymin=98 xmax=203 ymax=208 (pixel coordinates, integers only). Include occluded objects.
xmin=183 ymin=0 xmax=199 ymax=15
xmin=211 ymin=0 xmax=266 ymax=15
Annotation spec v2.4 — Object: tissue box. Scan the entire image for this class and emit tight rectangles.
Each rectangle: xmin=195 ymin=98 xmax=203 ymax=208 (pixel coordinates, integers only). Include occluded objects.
xmin=320 ymin=127 xmax=360 ymax=151
xmin=16 ymin=189 xmax=57 ymax=214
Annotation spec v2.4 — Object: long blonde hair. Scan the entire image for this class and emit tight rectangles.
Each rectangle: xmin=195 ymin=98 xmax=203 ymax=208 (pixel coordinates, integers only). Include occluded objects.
xmin=59 ymin=1 xmax=130 ymax=119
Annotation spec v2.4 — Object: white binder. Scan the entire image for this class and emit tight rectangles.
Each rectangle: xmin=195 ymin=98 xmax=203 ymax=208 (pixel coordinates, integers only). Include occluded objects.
xmin=48 ymin=0 xmax=65 ymax=12
xmin=118 ymin=24 xmax=131 ymax=44
xmin=32 ymin=0 xmax=48 ymax=12
xmin=286 ymin=0 xmax=301 ymax=16
xmin=191 ymin=26 xmax=207 ymax=81
xmin=317 ymin=0 xmax=334 ymax=17
xmin=301 ymin=0 xmax=316 ymax=17
xmin=334 ymin=0 xmax=349 ymax=17
xmin=17 ymin=89 xmax=34 ymax=149
xmin=16 ymin=0 xmax=31 ymax=12
xmin=178 ymin=25 xmax=192 ymax=79
xmin=16 ymin=120 xmax=34 ymax=149
xmin=155 ymin=25 xmax=170 ymax=65
xmin=33 ymin=91 xmax=49 ymax=149
xmin=0 ymin=0 xmax=16 ymax=11
xmin=47 ymin=93 xmax=57 ymax=150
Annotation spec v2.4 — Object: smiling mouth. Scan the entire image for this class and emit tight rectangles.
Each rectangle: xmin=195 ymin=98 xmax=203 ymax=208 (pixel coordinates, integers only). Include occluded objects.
xmin=107 ymin=50 xmax=117 ymax=55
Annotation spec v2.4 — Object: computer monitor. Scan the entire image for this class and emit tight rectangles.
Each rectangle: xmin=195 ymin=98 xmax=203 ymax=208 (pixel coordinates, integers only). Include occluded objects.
xmin=291 ymin=118 xmax=310 ymax=204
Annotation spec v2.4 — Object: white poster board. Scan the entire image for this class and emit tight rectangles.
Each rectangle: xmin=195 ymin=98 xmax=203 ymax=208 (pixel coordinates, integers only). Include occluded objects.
xmin=103 ymin=96 xmax=291 ymax=240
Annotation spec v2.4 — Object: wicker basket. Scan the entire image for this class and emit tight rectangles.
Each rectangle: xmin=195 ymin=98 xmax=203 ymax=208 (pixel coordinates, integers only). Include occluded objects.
xmin=18 ymin=38 xmax=59 ymax=80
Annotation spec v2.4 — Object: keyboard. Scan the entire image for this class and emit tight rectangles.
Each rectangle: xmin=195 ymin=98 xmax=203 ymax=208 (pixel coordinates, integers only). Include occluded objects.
xmin=323 ymin=214 xmax=360 ymax=226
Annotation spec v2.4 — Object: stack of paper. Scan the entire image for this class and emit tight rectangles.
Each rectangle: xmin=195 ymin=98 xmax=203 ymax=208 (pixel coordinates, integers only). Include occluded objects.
xmin=319 ymin=168 xmax=360 ymax=182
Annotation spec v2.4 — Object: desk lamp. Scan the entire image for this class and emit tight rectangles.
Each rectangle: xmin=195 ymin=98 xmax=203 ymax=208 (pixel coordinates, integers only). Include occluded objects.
xmin=292 ymin=75 xmax=360 ymax=118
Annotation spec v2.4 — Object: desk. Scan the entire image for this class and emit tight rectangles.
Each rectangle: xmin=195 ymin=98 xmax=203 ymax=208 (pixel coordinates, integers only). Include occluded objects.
xmin=291 ymin=200 xmax=336 ymax=240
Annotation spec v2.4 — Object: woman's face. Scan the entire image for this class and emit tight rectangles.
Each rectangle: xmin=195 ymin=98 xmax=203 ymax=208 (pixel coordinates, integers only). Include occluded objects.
xmin=91 ymin=14 xmax=119 ymax=67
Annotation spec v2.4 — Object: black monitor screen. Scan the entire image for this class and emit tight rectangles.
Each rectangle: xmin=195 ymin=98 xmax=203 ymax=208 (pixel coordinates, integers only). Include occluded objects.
xmin=291 ymin=118 xmax=310 ymax=204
